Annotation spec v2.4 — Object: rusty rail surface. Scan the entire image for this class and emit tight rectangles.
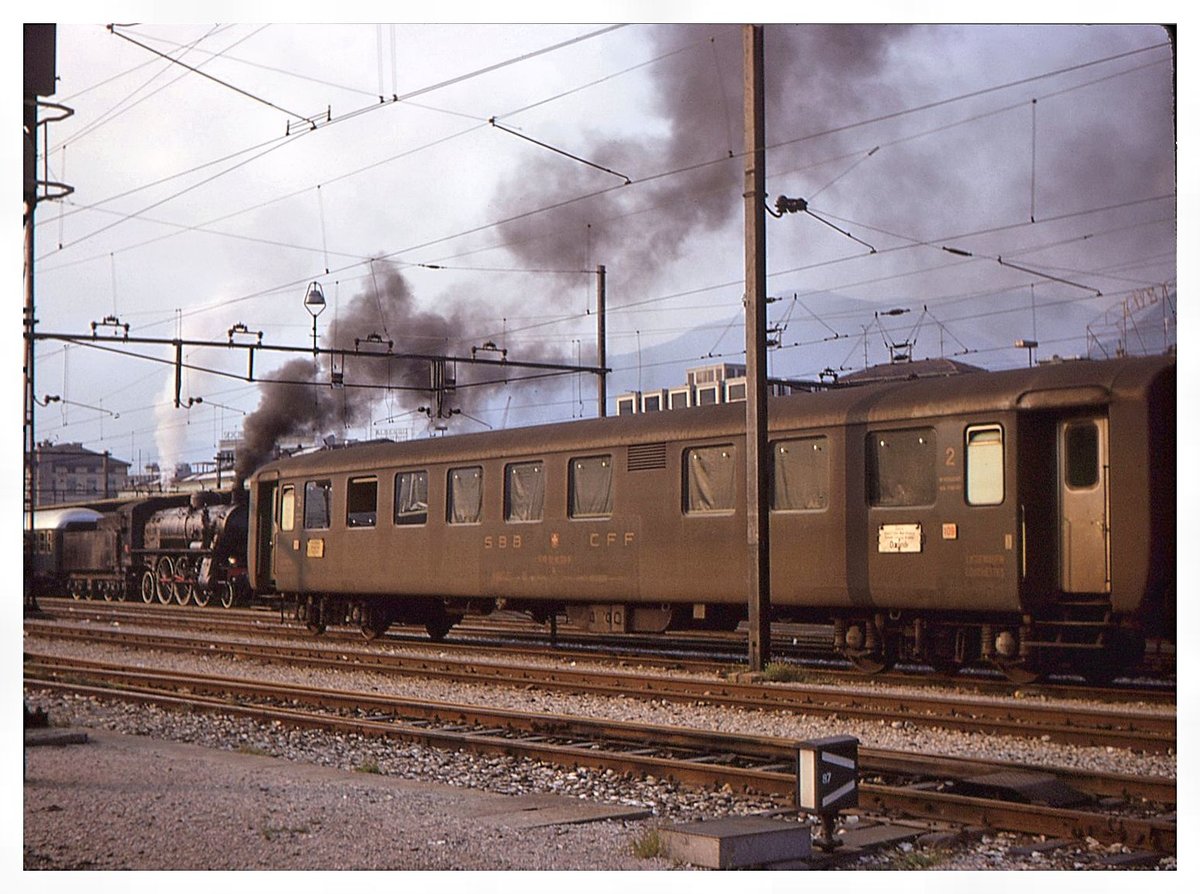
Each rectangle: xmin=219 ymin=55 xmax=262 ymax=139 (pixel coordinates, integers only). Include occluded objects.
xmin=26 ymin=620 xmax=1176 ymax=753
xmin=24 ymin=653 xmax=1175 ymax=854
xmin=34 ymin=597 xmax=1177 ymax=704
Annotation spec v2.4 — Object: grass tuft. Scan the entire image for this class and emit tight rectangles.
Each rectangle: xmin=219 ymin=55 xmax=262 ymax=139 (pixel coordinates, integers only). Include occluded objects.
xmin=761 ymin=661 xmax=807 ymax=683
xmin=631 ymin=828 xmax=664 ymax=859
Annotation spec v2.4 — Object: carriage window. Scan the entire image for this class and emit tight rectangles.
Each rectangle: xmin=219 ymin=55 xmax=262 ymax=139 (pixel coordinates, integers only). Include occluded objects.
xmin=447 ymin=466 xmax=483 ymax=525
xmin=868 ymin=428 xmax=936 ymax=507
xmin=772 ymin=436 xmax=829 ymax=511
xmin=346 ymin=477 xmax=378 ymax=528
xmin=966 ymin=425 xmax=1004 ymax=505
xmin=505 ymin=461 xmax=545 ymax=522
xmin=304 ymin=479 xmax=332 ymax=529
xmin=570 ymin=455 xmax=613 ymax=518
xmin=685 ymin=444 xmax=736 ymax=514
xmin=394 ymin=470 xmax=428 ymax=526
xmin=1065 ymin=421 xmax=1100 ymax=489
xmin=280 ymin=485 xmax=295 ymax=532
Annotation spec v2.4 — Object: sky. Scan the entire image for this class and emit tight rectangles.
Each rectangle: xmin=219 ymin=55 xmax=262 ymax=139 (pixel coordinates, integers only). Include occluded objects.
xmin=19 ymin=17 xmax=1181 ymax=479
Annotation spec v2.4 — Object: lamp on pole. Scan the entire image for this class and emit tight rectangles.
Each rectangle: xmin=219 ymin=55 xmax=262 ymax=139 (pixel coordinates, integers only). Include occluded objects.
xmin=304 ymin=282 xmax=326 ymax=356
xmin=1014 ymin=338 xmax=1038 ymax=368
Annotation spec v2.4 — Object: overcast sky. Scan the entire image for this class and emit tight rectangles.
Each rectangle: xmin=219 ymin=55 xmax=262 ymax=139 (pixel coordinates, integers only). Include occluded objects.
xmin=20 ymin=18 xmax=1181 ymax=476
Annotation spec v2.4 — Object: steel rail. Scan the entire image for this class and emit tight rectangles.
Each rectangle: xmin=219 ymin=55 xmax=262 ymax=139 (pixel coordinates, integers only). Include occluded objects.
xmin=26 ymin=622 xmax=1176 ymax=753
xmin=24 ymin=658 xmax=1174 ymax=854
xmin=25 ymin=651 xmax=1173 ymax=804
xmin=35 ymin=598 xmax=1177 ymax=703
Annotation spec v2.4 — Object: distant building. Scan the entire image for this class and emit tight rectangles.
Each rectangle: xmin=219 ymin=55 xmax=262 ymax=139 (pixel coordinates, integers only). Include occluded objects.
xmin=837 ymin=357 xmax=985 ymax=385
xmin=616 ymin=357 xmax=985 ymax=417
xmin=28 ymin=441 xmax=130 ymax=507
xmin=616 ymin=362 xmax=801 ymax=415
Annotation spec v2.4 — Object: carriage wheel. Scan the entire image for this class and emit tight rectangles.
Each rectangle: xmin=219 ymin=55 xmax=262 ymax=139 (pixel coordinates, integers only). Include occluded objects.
xmin=154 ymin=556 xmax=176 ymax=605
xmin=424 ymin=614 xmax=460 ymax=642
xmin=219 ymin=582 xmax=236 ymax=609
xmin=992 ymin=656 xmax=1043 ymax=685
xmin=848 ymin=651 xmax=896 ymax=675
xmin=360 ymin=605 xmax=390 ymax=640
xmin=102 ymin=583 xmax=114 ymax=602
xmin=140 ymin=570 xmax=156 ymax=604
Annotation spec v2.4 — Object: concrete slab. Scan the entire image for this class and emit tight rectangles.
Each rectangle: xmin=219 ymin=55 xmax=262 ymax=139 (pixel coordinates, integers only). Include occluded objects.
xmin=838 ymin=822 xmax=926 ymax=849
xmin=470 ymin=792 xmax=653 ymax=828
xmin=660 ymin=816 xmax=812 ymax=869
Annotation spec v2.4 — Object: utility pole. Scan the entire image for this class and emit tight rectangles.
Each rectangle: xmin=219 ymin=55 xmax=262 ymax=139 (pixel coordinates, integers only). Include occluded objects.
xmin=596 ymin=264 xmax=607 ymax=417
xmin=24 ymin=25 xmax=71 ymax=613
xmin=743 ymin=24 xmax=771 ymax=670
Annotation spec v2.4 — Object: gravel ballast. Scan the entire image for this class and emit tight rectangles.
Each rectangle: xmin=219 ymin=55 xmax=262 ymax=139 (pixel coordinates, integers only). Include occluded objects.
xmin=23 ymin=625 xmax=1177 ymax=871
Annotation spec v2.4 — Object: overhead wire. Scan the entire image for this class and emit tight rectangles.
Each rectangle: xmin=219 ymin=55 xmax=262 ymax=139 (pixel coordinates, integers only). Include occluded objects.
xmin=40 ymin=29 xmax=1174 ymax=442
xmin=39 ymin=24 xmax=627 ymax=250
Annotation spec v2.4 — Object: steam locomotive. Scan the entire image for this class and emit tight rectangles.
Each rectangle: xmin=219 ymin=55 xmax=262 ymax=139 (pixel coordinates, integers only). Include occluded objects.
xmin=27 ymin=492 xmax=249 ymax=608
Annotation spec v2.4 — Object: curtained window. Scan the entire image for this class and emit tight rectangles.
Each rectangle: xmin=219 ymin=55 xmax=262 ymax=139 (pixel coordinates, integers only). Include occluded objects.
xmin=505 ymin=461 xmax=545 ymax=522
xmin=394 ymin=470 xmax=429 ymax=525
xmin=569 ymin=455 xmax=613 ymax=518
xmin=447 ymin=466 xmax=483 ymax=525
xmin=304 ymin=479 xmax=332 ymax=529
xmin=685 ymin=445 xmax=736 ymax=514
xmin=772 ymin=437 xmax=829 ymax=511
xmin=867 ymin=428 xmax=936 ymax=507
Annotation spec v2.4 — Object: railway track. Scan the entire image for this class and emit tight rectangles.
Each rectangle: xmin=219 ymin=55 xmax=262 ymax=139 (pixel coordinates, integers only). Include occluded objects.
xmin=25 ymin=619 xmax=1175 ymax=753
xmin=33 ymin=598 xmax=1177 ymax=705
xmin=24 ymin=653 xmax=1175 ymax=855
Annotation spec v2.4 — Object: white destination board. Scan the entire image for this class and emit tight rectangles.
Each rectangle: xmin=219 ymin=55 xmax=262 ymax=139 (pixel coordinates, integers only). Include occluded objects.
xmin=878 ymin=523 xmax=922 ymax=553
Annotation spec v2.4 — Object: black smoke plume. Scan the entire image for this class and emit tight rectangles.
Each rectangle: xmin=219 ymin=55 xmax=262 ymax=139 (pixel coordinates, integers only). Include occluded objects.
xmin=491 ymin=25 xmax=908 ymax=278
xmin=235 ymin=265 xmax=564 ymax=480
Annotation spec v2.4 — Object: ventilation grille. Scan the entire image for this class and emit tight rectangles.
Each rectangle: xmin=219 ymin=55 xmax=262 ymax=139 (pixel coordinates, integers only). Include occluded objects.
xmin=627 ymin=442 xmax=667 ymax=472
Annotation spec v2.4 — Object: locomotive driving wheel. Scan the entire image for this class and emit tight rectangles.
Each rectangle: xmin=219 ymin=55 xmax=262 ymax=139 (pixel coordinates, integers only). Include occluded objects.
xmin=154 ymin=556 xmax=177 ymax=605
xmin=193 ymin=584 xmax=211 ymax=608
xmin=173 ymin=557 xmax=194 ymax=605
xmin=140 ymin=570 xmax=156 ymax=603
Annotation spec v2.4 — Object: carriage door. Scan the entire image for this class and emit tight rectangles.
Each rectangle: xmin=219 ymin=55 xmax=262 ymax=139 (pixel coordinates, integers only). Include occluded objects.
xmin=1058 ymin=417 xmax=1110 ymax=593
xmin=254 ymin=479 xmax=278 ymax=589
